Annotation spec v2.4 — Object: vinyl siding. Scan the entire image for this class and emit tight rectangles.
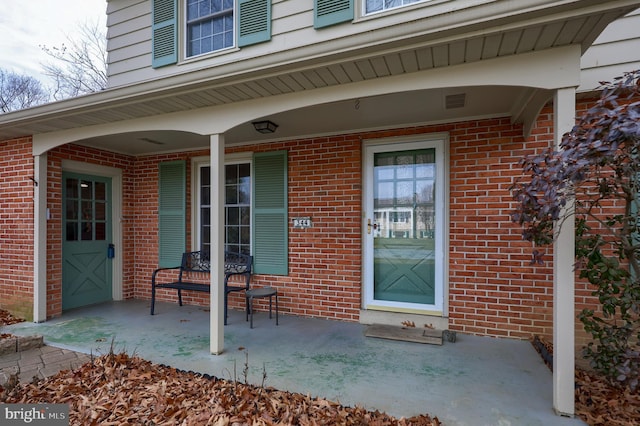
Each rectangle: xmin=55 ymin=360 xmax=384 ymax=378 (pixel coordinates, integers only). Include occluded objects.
xmin=106 ymin=0 xmax=153 ymax=87
xmin=579 ymin=8 xmax=640 ymax=92
xmin=106 ymin=0 xmax=312 ymax=87
xmin=105 ymin=0 xmax=505 ymax=88
xmin=105 ymin=0 xmax=640 ymax=90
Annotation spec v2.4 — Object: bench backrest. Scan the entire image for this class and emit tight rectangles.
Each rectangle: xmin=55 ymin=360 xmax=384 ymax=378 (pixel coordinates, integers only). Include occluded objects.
xmin=179 ymin=251 xmax=252 ymax=276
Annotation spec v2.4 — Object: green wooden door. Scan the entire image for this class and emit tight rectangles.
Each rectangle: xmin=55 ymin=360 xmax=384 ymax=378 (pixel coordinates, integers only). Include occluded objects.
xmin=62 ymin=173 xmax=112 ymax=310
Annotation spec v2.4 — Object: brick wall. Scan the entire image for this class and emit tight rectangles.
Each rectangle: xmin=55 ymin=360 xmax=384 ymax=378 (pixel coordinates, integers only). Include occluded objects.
xmin=446 ymin=114 xmax=555 ymax=339
xmin=227 ymin=138 xmax=363 ymax=321
xmin=223 ymin=119 xmax=558 ymax=335
xmin=0 ymin=138 xmax=35 ymax=320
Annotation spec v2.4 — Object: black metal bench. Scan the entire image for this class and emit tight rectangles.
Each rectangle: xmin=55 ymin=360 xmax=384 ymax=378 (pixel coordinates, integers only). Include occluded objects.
xmin=150 ymin=251 xmax=252 ymax=324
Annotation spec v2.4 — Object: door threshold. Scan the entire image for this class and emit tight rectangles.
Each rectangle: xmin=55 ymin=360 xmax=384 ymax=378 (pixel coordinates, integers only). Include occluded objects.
xmin=359 ymin=309 xmax=449 ymax=330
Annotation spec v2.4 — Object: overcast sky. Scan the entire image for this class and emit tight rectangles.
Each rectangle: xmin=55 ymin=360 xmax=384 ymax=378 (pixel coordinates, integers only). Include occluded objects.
xmin=0 ymin=0 xmax=107 ymax=84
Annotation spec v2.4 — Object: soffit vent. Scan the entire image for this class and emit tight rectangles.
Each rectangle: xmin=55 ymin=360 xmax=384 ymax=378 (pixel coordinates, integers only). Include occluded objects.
xmin=139 ymin=137 xmax=164 ymax=145
xmin=445 ymin=93 xmax=466 ymax=109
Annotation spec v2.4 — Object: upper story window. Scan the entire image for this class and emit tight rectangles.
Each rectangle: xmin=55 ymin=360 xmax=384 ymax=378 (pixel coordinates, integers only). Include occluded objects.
xmin=365 ymin=0 xmax=425 ymax=14
xmin=186 ymin=0 xmax=234 ymax=57
xmin=152 ymin=0 xmax=272 ymax=68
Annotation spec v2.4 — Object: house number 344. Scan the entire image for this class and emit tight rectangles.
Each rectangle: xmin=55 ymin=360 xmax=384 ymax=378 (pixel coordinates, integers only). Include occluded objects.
xmin=292 ymin=217 xmax=312 ymax=228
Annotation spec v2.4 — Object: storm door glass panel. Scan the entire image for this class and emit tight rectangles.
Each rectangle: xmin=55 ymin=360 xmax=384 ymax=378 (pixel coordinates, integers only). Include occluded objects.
xmin=373 ymin=149 xmax=436 ymax=304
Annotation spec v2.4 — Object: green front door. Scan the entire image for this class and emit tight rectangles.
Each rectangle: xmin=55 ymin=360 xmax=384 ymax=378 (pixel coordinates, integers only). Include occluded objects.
xmin=364 ymin=139 xmax=445 ymax=312
xmin=62 ymin=173 xmax=112 ymax=310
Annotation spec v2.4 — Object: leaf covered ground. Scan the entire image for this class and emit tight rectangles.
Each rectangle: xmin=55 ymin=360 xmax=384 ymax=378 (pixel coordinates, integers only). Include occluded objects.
xmin=0 ymin=309 xmax=24 ymax=339
xmin=532 ymin=337 xmax=640 ymax=426
xmin=1 ymin=351 xmax=439 ymax=425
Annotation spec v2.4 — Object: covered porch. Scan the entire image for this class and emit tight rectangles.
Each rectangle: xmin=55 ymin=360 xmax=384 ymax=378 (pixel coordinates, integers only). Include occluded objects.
xmin=2 ymin=8 xmax=617 ymax=418
xmin=4 ymin=300 xmax=585 ymax=425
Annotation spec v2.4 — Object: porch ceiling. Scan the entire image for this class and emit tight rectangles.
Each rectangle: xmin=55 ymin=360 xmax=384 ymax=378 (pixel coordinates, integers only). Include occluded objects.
xmin=0 ymin=2 xmax=636 ymax=154
xmin=72 ymin=85 xmax=533 ymax=156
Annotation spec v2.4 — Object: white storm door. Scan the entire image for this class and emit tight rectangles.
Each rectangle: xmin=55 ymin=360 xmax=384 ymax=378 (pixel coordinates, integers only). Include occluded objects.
xmin=363 ymin=138 xmax=446 ymax=313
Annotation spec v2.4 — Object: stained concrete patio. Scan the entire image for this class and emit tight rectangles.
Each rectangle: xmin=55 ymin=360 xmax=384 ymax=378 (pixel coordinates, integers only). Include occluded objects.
xmin=2 ymin=300 xmax=586 ymax=425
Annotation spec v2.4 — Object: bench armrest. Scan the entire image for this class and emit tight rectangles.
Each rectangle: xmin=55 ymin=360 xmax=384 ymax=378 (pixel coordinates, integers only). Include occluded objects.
xmin=152 ymin=266 xmax=181 ymax=286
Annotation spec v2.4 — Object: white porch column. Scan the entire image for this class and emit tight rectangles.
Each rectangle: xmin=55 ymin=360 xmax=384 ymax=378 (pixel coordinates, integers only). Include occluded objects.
xmin=210 ymin=134 xmax=225 ymax=354
xmin=33 ymin=153 xmax=47 ymax=323
xmin=553 ymin=87 xmax=576 ymax=416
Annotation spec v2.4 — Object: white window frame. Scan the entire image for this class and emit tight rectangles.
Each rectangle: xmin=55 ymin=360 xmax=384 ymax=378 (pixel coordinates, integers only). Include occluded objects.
xmin=362 ymin=0 xmax=431 ymax=16
xmin=184 ymin=0 xmax=236 ymax=60
xmin=192 ymin=153 xmax=253 ymax=254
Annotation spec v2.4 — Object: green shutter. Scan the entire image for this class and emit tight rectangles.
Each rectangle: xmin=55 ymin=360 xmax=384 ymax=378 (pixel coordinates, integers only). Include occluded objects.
xmin=253 ymin=151 xmax=288 ymax=275
xmin=152 ymin=0 xmax=178 ymax=68
xmin=238 ymin=0 xmax=272 ymax=47
xmin=158 ymin=161 xmax=185 ymax=266
xmin=314 ymin=0 xmax=353 ymax=29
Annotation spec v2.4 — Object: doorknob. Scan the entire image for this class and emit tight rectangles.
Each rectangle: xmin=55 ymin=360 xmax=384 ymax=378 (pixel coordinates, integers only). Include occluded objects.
xmin=367 ymin=219 xmax=378 ymax=234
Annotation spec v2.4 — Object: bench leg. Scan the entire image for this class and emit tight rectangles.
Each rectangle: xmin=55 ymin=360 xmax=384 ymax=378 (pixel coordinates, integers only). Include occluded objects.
xmin=245 ymin=296 xmax=250 ymax=322
xmin=177 ymin=289 xmax=183 ymax=306
xmin=275 ymin=293 xmax=279 ymax=326
xmin=224 ymin=292 xmax=227 ymax=325
xmin=150 ymin=285 xmax=156 ymax=315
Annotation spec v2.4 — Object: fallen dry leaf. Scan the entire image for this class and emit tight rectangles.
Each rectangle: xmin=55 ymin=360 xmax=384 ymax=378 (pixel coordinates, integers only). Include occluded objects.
xmin=0 ymin=350 xmax=441 ymax=425
xmin=532 ymin=336 xmax=640 ymax=426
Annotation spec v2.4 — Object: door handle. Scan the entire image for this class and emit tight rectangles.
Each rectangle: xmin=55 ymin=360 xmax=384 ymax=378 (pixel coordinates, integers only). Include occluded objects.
xmin=367 ymin=219 xmax=378 ymax=234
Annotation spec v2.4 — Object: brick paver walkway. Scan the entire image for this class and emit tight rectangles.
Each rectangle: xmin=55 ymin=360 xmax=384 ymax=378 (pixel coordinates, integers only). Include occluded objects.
xmin=0 ymin=345 xmax=91 ymax=387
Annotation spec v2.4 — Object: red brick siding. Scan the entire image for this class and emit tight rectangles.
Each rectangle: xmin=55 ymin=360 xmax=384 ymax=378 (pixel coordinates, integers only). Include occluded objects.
xmin=446 ymin=114 xmax=555 ymax=339
xmin=227 ymin=138 xmax=363 ymax=321
xmin=0 ymin=138 xmax=35 ymax=318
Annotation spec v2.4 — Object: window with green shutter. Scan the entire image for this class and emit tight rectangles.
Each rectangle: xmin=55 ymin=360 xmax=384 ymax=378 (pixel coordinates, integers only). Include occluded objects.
xmin=153 ymin=0 xmax=273 ymax=64
xmin=252 ymin=151 xmax=288 ymax=275
xmin=238 ymin=0 xmax=272 ymax=47
xmin=158 ymin=161 xmax=186 ymax=266
xmin=152 ymin=0 xmax=178 ymax=68
xmin=314 ymin=0 xmax=353 ymax=29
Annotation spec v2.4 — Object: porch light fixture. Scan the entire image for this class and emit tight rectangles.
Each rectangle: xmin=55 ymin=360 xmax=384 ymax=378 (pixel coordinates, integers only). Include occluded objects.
xmin=252 ymin=120 xmax=278 ymax=134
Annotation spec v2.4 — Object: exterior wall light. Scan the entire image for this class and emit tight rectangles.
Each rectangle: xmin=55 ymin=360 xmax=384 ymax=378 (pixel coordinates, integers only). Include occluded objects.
xmin=252 ymin=120 xmax=278 ymax=134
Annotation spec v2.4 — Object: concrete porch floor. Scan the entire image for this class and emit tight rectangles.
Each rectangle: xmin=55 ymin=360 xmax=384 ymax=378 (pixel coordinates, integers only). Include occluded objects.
xmin=3 ymin=300 xmax=586 ymax=426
